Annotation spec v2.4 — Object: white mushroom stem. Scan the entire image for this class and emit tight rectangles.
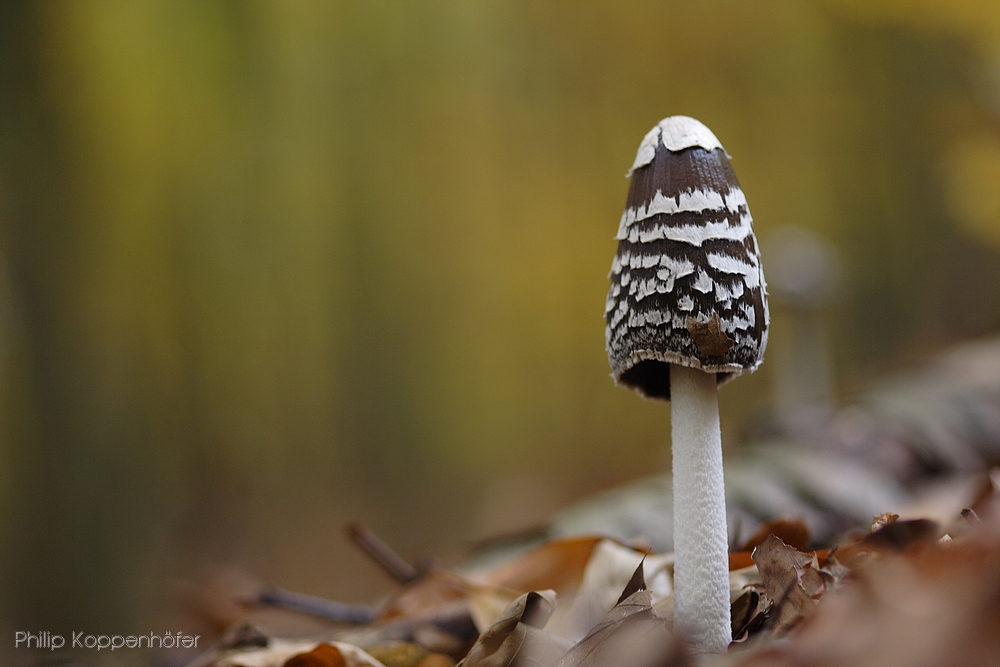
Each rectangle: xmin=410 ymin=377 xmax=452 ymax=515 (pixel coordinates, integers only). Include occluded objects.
xmin=670 ymin=363 xmax=731 ymax=652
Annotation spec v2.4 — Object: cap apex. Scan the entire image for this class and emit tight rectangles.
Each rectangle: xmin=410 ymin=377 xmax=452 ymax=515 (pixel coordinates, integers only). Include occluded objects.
xmin=627 ymin=116 xmax=728 ymax=177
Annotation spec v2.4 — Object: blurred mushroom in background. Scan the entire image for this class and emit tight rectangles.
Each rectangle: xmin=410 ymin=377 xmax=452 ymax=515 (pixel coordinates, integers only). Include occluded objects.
xmin=478 ymin=334 xmax=1000 ymax=558
xmin=762 ymin=226 xmax=841 ymax=439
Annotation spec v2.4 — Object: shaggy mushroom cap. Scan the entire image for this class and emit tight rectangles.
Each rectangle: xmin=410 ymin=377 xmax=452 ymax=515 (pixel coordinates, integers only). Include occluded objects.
xmin=605 ymin=117 xmax=769 ymax=400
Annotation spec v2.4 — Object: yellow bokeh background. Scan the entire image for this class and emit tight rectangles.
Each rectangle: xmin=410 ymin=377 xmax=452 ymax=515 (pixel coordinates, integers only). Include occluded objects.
xmin=2 ymin=0 xmax=1000 ymax=641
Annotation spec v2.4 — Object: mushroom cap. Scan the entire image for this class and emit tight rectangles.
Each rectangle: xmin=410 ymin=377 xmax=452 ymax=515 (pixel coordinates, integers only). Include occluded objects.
xmin=605 ymin=117 xmax=769 ymax=401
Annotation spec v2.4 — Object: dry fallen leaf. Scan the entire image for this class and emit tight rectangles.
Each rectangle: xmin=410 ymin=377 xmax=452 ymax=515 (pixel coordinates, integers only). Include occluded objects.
xmin=553 ymin=540 xmax=672 ymax=642
xmin=729 ymin=590 xmax=763 ymax=642
xmin=751 ymin=535 xmax=832 ymax=637
xmin=555 ymin=562 xmax=680 ymax=667
xmin=457 ymin=590 xmax=572 ymax=667
xmin=479 ymin=537 xmax=604 ymax=598
xmin=727 ymin=509 xmax=1000 ymax=667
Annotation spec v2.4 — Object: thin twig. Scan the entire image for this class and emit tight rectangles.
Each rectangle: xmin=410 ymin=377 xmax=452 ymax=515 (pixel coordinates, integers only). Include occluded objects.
xmin=257 ymin=587 xmax=377 ymax=624
xmin=345 ymin=522 xmax=420 ymax=583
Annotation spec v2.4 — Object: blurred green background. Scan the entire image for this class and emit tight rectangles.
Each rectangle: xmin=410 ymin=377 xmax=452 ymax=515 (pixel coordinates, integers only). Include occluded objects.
xmin=3 ymin=0 xmax=1000 ymax=640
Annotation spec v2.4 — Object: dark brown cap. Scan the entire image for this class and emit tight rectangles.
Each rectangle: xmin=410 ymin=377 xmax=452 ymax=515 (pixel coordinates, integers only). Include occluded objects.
xmin=605 ymin=117 xmax=769 ymax=401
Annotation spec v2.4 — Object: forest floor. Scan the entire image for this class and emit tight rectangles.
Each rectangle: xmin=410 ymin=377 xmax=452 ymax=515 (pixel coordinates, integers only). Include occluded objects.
xmin=184 ymin=467 xmax=1000 ymax=667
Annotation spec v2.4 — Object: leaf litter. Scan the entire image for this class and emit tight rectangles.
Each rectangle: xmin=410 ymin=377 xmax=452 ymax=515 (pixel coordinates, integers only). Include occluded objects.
xmin=192 ymin=467 xmax=1000 ymax=667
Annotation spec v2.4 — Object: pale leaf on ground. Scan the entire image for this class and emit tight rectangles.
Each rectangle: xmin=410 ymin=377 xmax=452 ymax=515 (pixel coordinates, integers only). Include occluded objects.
xmin=457 ymin=590 xmax=572 ymax=667
xmin=555 ymin=562 xmax=680 ymax=667
xmin=552 ymin=539 xmax=672 ymax=642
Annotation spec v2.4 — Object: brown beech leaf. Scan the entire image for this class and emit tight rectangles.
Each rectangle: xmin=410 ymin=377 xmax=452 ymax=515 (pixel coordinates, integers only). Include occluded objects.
xmin=480 ymin=537 xmax=604 ymax=597
xmin=751 ymin=535 xmax=831 ymax=637
xmin=727 ymin=509 xmax=1000 ymax=667
xmin=457 ymin=590 xmax=572 ymax=667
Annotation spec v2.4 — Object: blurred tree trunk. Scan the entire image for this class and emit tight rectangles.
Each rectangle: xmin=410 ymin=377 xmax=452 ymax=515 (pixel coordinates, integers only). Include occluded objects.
xmin=0 ymin=2 xmax=155 ymax=633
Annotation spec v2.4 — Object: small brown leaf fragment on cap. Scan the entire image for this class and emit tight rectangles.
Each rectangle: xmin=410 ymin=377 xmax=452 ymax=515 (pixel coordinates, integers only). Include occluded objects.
xmin=686 ymin=313 xmax=734 ymax=358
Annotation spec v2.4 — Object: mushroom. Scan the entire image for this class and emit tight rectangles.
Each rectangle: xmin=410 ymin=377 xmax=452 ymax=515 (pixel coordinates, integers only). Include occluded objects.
xmin=604 ymin=116 xmax=768 ymax=652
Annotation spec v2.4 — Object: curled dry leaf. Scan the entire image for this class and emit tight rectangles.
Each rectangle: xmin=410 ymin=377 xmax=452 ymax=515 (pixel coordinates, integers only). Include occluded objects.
xmin=466 ymin=585 xmax=528 ymax=634
xmin=556 ymin=590 xmax=657 ymax=667
xmin=615 ymin=557 xmax=647 ymax=604
xmin=729 ymin=564 xmax=763 ymax=601
xmin=751 ymin=535 xmax=832 ymax=637
xmin=554 ymin=540 xmax=672 ymax=642
xmin=457 ymin=590 xmax=572 ymax=667
xmin=730 ymin=590 xmax=763 ymax=642
xmin=727 ymin=509 xmax=1000 ymax=667
xmin=728 ymin=517 xmax=812 ymax=574
xmin=556 ymin=563 xmax=680 ymax=667
xmin=728 ymin=561 xmax=766 ymax=643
